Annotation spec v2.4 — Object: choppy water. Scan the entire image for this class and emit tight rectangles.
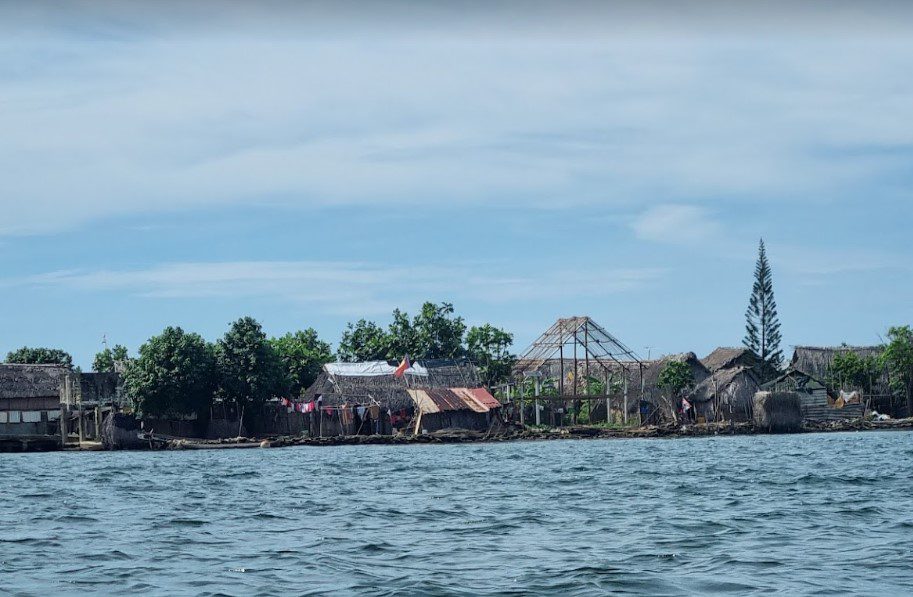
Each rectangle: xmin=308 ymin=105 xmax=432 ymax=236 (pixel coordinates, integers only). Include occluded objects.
xmin=2 ymin=432 xmax=913 ymax=596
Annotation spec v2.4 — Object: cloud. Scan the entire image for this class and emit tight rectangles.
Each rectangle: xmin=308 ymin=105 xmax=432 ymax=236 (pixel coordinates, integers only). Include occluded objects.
xmin=2 ymin=3 xmax=913 ymax=236
xmin=630 ymin=204 xmax=720 ymax=244
xmin=10 ymin=260 xmax=665 ymax=316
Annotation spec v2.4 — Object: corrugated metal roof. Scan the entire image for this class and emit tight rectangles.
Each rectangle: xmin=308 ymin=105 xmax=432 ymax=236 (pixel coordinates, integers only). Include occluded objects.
xmin=407 ymin=387 xmax=502 ymax=414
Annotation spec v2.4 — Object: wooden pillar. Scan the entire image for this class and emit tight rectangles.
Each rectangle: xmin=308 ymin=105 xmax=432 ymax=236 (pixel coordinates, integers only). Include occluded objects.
xmin=94 ymin=406 xmax=101 ymax=441
xmin=534 ymin=376 xmax=541 ymax=426
xmin=623 ymin=374 xmax=629 ymax=426
xmin=78 ymin=405 xmax=84 ymax=444
xmin=59 ymin=405 xmax=67 ymax=447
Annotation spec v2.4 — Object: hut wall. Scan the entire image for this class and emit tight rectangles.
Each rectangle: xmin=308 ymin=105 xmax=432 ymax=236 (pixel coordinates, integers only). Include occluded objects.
xmin=419 ymin=411 xmax=491 ymax=433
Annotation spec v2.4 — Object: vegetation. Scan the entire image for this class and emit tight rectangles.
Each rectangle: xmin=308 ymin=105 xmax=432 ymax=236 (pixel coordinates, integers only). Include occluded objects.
xmin=881 ymin=326 xmax=913 ymax=415
xmin=270 ymin=329 xmax=334 ymax=397
xmin=123 ymin=327 xmax=217 ymax=417
xmin=5 ymin=346 xmax=73 ymax=367
xmin=216 ymin=317 xmax=285 ymax=412
xmin=744 ymin=239 xmax=783 ymax=371
xmin=466 ymin=324 xmax=515 ymax=387
xmin=658 ymin=360 xmax=694 ymax=399
xmin=828 ymin=350 xmax=880 ymax=394
xmin=93 ymin=344 xmax=129 ymax=373
xmin=338 ymin=301 xmax=515 ymax=386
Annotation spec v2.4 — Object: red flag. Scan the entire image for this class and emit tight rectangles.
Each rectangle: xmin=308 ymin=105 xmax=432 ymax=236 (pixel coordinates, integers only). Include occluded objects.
xmin=393 ymin=355 xmax=411 ymax=378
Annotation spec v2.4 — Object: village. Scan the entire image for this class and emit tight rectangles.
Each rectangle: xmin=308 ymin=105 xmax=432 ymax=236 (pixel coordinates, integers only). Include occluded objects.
xmin=1 ymin=310 xmax=911 ymax=453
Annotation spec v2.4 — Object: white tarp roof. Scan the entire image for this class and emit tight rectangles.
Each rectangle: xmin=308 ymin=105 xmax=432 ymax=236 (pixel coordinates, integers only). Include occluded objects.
xmin=325 ymin=361 xmax=429 ymax=377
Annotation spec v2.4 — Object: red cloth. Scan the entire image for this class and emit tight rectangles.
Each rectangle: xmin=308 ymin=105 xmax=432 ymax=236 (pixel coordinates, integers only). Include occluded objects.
xmin=393 ymin=356 xmax=410 ymax=378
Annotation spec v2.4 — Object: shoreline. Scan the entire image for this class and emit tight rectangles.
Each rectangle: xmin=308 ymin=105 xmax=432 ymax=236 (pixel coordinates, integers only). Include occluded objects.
xmin=4 ymin=418 xmax=911 ymax=454
xmin=151 ymin=417 xmax=913 ymax=451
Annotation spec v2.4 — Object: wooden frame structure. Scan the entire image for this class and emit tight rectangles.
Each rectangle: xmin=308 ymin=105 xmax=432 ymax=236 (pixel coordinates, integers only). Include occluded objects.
xmin=512 ymin=316 xmax=645 ymax=425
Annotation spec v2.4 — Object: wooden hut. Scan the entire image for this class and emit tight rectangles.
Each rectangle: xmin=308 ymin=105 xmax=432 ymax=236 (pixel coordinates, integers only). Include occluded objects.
xmin=0 ymin=364 xmax=68 ymax=446
xmin=762 ymin=369 xmax=864 ymax=422
xmin=302 ymin=358 xmax=499 ymax=435
xmin=689 ymin=366 xmax=761 ymax=422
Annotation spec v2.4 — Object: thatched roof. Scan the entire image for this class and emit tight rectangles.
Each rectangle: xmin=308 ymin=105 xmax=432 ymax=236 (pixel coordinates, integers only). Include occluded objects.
xmin=0 ymin=364 xmax=69 ymax=400
xmin=701 ymin=347 xmax=761 ymax=372
xmin=302 ymin=358 xmax=483 ymax=410
xmin=791 ymin=345 xmax=884 ymax=381
xmin=689 ymin=366 xmax=760 ymax=404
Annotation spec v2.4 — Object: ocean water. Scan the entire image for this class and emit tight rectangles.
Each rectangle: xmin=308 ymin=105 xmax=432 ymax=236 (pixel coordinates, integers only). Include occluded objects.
xmin=1 ymin=431 xmax=912 ymax=596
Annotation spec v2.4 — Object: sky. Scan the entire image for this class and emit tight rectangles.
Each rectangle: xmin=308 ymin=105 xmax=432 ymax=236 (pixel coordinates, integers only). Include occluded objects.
xmin=2 ymin=0 xmax=913 ymax=368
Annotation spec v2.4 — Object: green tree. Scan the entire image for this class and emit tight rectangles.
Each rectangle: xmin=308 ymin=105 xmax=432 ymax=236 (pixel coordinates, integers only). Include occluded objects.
xmin=466 ymin=324 xmax=514 ymax=386
xmin=658 ymin=360 xmax=695 ymax=400
xmin=123 ymin=327 xmax=217 ymax=417
xmin=5 ymin=346 xmax=73 ymax=367
xmin=217 ymin=317 xmax=285 ymax=410
xmin=338 ymin=319 xmax=391 ymax=362
xmin=93 ymin=344 xmax=129 ymax=373
xmin=828 ymin=350 xmax=880 ymax=394
xmin=881 ymin=326 xmax=913 ymax=415
xmin=270 ymin=329 xmax=334 ymax=397
xmin=744 ymin=239 xmax=783 ymax=370
xmin=409 ymin=302 xmax=466 ymax=360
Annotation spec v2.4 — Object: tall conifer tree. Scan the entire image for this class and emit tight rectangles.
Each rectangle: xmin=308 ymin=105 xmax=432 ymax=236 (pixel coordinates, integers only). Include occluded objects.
xmin=744 ymin=239 xmax=783 ymax=369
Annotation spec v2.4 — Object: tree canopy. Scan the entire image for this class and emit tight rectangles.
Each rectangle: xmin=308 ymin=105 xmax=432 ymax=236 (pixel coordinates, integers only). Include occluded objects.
xmin=466 ymin=324 xmax=515 ymax=387
xmin=881 ymin=326 xmax=913 ymax=415
xmin=270 ymin=329 xmax=334 ymax=397
xmin=828 ymin=350 xmax=880 ymax=393
xmin=5 ymin=346 xmax=73 ymax=367
xmin=337 ymin=301 xmax=514 ymax=385
xmin=217 ymin=317 xmax=285 ymax=408
xmin=123 ymin=327 xmax=217 ymax=417
xmin=744 ymin=239 xmax=783 ymax=370
xmin=658 ymin=360 xmax=695 ymax=399
xmin=93 ymin=344 xmax=129 ymax=373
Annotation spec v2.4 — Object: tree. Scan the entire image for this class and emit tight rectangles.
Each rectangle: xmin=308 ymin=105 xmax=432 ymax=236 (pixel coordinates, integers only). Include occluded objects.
xmin=338 ymin=319 xmax=391 ymax=362
xmin=217 ymin=317 xmax=285 ymax=410
xmin=466 ymin=324 xmax=514 ymax=386
xmin=881 ymin=326 xmax=913 ymax=416
xmin=270 ymin=329 xmax=334 ymax=397
xmin=123 ymin=327 xmax=216 ymax=417
xmin=744 ymin=239 xmax=783 ymax=370
xmin=5 ymin=346 xmax=73 ymax=367
xmin=93 ymin=344 xmax=129 ymax=373
xmin=828 ymin=350 xmax=880 ymax=394
xmin=658 ymin=360 xmax=695 ymax=402
xmin=409 ymin=302 xmax=466 ymax=360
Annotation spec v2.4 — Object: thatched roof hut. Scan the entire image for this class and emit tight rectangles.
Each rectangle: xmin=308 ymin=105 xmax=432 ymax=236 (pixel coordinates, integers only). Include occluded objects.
xmin=689 ymin=366 xmax=760 ymax=422
xmin=303 ymin=358 xmax=483 ymax=410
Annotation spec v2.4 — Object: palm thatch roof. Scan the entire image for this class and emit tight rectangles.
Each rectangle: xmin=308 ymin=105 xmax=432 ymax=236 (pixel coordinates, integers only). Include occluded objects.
xmin=701 ymin=347 xmax=760 ymax=372
xmin=791 ymin=345 xmax=884 ymax=381
xmin=0 ymin=364 xmax=69 ymax=400
xmin=302 ymin=358 xmax=482 ymax=410
xmin=689 ymin=366 xmax=760 ymax=404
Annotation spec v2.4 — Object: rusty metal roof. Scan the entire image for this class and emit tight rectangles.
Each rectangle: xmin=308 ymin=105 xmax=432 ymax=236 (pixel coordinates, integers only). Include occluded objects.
xmin=407 ymin=387 xmax=502 ymax=414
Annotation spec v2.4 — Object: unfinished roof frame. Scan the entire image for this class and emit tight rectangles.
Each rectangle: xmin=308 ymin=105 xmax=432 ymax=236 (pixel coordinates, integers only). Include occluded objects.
xmin=513 ymin=316 xmax=645 ymax=400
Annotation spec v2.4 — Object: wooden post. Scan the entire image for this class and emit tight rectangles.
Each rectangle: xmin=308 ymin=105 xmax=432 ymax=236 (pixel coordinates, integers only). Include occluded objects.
xmin=59 ymin=405 xmax=67 ymax=447
xmin=94 ymin=406 xmax=101 ymax=441
xmin=78 ymin=405 xmax=84 ymax=444
xmin=605 ymin=370 xmax=611 ymax=425
xmin=623 ymin=375 xmax=629 ymax=426
xmin=534 ymin=376 xmax=541 ymax=426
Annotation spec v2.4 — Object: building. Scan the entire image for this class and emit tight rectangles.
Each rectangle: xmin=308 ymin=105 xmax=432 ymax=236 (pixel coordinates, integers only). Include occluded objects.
xmin=302 ymin=357 xmax=500 ymax=435
xmin=762 ymin=369 xmax=864 ymax=422
xmin=689 ymin=366 xmax=761 ymax=422
xmin=0 ymin=364 xmax=68 ymax=440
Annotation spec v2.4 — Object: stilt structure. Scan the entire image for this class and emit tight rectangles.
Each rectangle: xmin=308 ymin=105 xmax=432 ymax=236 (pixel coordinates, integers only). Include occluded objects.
xmin=513 ymin=316 xmax=644 ymax=426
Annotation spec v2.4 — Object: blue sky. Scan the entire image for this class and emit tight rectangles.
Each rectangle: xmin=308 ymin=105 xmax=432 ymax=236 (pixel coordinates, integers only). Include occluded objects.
xmin=2 ymin=1 xmax=913 ymax=368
